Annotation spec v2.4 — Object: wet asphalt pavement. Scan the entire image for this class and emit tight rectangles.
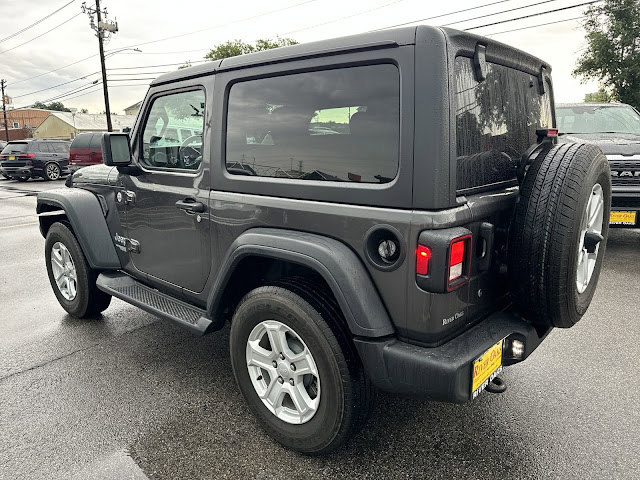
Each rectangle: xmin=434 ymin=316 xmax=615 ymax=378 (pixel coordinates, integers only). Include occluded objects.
xmin=1 ymin=177 xmax=639 ymax=480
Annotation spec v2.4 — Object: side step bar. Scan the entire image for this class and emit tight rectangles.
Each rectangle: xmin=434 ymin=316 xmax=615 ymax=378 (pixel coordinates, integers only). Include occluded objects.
xmin=96 ymin=272 xmax=216 ymax=335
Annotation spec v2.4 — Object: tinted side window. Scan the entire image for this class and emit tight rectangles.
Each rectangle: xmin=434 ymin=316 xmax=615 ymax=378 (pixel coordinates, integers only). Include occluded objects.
xmin=89 ymin=134 xmax=102 ymax=150
xmin=52 ymin=143 xmax=70 ymax=154
xmin=31 ymin=142 xmax=43 ymax=152
xmin=140 ymin=90 xmax=205 ymax=171
xmin=454 ymin=57 xmax=553 ymax=192
xmin=71 ymin=134 xmax=92 ymax=149
xmin=226 ymin=64 xmax=400 ymax=183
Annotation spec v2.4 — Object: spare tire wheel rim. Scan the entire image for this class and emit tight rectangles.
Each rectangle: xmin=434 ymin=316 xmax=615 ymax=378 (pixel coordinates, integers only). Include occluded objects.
xmin=576 ymin=183 xmax=604 ymax=294
xmin=51 ymin=241 xmax=78 ymax=301
xmin=246 ymin=320 xmax=320 ymax=424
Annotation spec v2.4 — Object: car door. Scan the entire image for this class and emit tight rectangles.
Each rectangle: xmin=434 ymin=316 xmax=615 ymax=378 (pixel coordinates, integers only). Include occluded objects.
xmin=117 ymin=87 xmax=211 ymax=293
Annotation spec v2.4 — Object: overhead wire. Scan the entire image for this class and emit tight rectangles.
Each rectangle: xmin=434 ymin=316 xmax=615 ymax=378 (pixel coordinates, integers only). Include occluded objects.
xmin=441 ymin=0 xmax=560 ymax=27
xmin=0 ymin=0 xmax=76 ymax=44
xmin=0 ymin=12 xmax=83 ymax=56
xmin=464 ymin=0 xmax=603 ymax=30
xmin=282 ymin=0 xmax=405 ymax=35
xmin=374 ymin=0 xmax=515 ymax=31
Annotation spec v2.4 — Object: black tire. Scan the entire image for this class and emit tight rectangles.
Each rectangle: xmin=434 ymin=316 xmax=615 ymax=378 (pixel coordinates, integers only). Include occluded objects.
xmin=45 ymin=222 xmax=112 ymax=318
xmin=1 ymin=172 xmax=9 ymax=179
xmin=44 ymin=163 xmax=61 ymax=181
xmin=509 ymin=143 xmax=611 ymax=328
xmin=229 ymin=285 xmax=373 ymax=455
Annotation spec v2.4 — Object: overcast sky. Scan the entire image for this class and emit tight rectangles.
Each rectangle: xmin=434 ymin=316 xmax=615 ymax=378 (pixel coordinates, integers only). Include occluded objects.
xmin=0 ymin=0 xmax=599 ymax=114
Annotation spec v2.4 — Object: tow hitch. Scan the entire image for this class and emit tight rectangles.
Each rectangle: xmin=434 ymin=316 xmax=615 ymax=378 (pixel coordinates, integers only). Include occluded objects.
xmin=486 ymin=376 xmax=507 ymax=394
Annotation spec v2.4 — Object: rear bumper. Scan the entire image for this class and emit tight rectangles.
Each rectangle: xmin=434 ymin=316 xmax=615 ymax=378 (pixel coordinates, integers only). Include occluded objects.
xmin=354 ymin=311 xmax=550 ymax=403
xmin=1 ymin=166 xmax=33 ymax=177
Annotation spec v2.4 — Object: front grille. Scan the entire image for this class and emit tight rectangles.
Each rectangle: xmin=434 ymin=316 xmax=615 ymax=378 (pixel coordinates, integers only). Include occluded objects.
xmin=608 ymin=159 xmax=640 ymax=186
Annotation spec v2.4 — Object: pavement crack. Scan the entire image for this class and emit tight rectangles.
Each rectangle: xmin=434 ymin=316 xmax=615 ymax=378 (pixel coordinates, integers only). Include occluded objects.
xmin=0 ymin=342 xmax=102 ymax=382
xmin=0 ymin=320 xmax=159 ymax=382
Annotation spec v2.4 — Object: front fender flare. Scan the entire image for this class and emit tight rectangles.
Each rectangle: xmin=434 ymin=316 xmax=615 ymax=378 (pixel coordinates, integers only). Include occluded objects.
xmin=209 ymin=228 xmax=395 ymax=338
xmin=37 ymin=188 xmax=121 ymax=269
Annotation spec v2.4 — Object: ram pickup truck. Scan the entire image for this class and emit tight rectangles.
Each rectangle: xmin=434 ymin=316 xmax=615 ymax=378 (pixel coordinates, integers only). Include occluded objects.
xmin=557 ymin=102 xmax=640 ymax=228
xmin=37 ymin=26 xmax=610 ymax=454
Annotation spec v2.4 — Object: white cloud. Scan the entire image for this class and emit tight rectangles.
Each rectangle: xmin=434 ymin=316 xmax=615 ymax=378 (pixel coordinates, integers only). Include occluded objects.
xmin=0 ymin=0 xmax=601 ymax=113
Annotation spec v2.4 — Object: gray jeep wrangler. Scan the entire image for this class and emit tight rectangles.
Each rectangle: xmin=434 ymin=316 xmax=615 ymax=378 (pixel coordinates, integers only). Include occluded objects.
xmin=37 ymin=26 xmax=611 ymax=454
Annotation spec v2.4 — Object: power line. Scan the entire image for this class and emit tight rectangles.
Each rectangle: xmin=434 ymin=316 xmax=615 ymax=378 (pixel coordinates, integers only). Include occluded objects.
xmin=0 ymin=0 xmax=76 ymax=44
xmin=283 ymin=0 xmax=405 ymax=35
xmin=107 ymin=60 xmax=208 ymax=71
xmin=7 ymin=53 xmax=97 ymax=87
xmin=442 ymin=0 xmax=559 ymax=27
xmin=486 ymin=15 xmax=583 ymax=35
xmin=375 ymin=0 xmax=515 ymax=31
xmin=465 ymin=0 xmax=602 ymax=31
xmin=0 ymin=12 xmax=83 ymax=56
xmin=112 ymin=0 xmax=319 ymax=51
xmin=11 ymin=71 xmax=101 ymax=99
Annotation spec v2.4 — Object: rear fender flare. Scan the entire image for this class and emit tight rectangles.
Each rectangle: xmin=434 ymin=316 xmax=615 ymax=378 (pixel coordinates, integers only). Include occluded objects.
xmin=37 ymin=188 xmax=121 ymax=269
xmin=208 ymin=228 xmax=395 ymax=338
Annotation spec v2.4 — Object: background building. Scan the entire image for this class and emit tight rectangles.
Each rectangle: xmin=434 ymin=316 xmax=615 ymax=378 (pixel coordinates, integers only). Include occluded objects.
xmin=0 ymin=108 xmax=51 ymax=141
xmin=33 ymin=112 xmax=137 ymax=139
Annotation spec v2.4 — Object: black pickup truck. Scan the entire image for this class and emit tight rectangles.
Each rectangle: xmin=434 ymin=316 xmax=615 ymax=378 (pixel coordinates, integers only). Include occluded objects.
xmin=557 ymin=102 xmax=640 ymax=228
xmin=36 ymin=26 xmax=610 ymax=454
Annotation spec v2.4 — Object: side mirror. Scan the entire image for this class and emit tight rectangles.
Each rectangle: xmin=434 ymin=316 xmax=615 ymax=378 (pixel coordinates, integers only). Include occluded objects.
xmin=101 ymin=133 xmax=132 ymax=167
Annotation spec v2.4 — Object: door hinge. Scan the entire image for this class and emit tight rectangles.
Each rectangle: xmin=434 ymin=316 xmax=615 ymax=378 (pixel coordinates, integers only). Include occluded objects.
xmin=126 ymin=238 xmax=141 ymax=254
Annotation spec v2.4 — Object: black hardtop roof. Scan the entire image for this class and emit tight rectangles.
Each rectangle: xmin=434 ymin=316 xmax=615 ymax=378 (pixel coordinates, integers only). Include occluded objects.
xmin=151 ymin=25 xmax=550 ymax=86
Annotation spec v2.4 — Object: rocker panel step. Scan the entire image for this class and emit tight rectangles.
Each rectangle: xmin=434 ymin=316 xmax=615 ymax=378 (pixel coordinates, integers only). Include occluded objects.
xmin=97 ymin=272 xmax=212 ymax=334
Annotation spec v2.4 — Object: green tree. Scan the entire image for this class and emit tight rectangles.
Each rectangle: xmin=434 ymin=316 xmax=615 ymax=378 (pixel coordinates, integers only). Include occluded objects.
xmin=203 ymin=37 xmax=297 ymax=61
xmin=584 ymin=89 xmax=612 ymax=103
xmin=573 ymin=0 xmax=640 ymax=109
xmin=79 ymin=108 xmax=89 ymax=113
xmin=31 ymin=100 xmax=71 ymax=112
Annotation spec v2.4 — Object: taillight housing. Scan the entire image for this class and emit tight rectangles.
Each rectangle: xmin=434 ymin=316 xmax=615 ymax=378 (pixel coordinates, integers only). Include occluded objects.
xmin=416 ymin=227 xmax=473 ymax=293
xmin=18 ymin=153 xmax=35 ymax=158
xmin=447 ymin=234 xmax=472 ymax=291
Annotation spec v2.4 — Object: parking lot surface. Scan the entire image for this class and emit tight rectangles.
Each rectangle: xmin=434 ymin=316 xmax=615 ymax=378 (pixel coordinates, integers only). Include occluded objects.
xmin=1 ymin=177 xmax=639 ymax=479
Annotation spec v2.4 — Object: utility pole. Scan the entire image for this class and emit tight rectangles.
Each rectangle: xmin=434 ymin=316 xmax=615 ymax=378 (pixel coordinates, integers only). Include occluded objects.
xmin=82 ymin=1 xmax=118 ymax=132
xmin=1 ymin=80 xmax=9 ymax=142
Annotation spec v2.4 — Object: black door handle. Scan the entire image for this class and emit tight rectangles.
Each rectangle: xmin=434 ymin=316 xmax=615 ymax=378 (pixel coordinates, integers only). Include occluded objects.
xmin=175 ymin=199 xmax=205 ymax=213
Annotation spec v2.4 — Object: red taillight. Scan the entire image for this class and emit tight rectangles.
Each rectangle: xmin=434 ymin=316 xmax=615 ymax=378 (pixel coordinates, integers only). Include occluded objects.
xmin=25 ymin=160 xmax=32 ymax=166
xmin=416 ymin=245 xmax=431 ymax=275
xmin=546 ymin=128 xmax=558 ymax=137
xmin=447 ymin=235 xmax=471 ymax=288
xmin=18 ymin=153 xmax=35 ymax=158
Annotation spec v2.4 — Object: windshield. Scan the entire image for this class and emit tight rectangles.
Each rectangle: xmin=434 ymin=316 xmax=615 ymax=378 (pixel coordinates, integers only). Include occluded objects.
xmin=1 ymin=142 xmax=29 ymax=154
xmin=556 ymin=105 xmax=640 ymax=135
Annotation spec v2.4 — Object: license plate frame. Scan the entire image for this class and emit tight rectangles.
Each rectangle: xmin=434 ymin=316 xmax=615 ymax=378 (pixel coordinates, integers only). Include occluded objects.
xmin=610 ymin=211 xmax=637 ymax=225
xmin=471 ymin=340 xmax=503 ymax=399
xmin=8 ymin=156 xmax=15 ymax=160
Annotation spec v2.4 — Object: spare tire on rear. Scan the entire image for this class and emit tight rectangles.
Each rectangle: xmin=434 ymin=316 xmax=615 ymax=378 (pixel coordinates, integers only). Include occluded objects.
xmin=508 ymin=142 xmax=611 ymax=329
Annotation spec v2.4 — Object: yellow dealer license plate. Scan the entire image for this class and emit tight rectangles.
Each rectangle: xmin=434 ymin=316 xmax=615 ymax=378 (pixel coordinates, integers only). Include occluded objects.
xmin=471 ymin=340 xmax=503 ymax=399
xmin=610 ymin=211 xmax=637 ymax=225
xmin=9 ymin=156 xmax=15 ymax=160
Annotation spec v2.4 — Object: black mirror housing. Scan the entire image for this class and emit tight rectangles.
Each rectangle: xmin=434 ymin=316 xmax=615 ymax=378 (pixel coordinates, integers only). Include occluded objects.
xmin=101 ymin=133 xmax=132 ymax=167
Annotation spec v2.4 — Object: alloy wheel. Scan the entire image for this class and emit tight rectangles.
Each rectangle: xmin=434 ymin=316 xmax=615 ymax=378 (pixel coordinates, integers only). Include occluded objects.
xmin=576 ymin=183 xmax=604 ymax=294
xmin=246 ymin=320 xmax=320 ymax=424
xmin=50 ymin=241 xmax=78 ymax=301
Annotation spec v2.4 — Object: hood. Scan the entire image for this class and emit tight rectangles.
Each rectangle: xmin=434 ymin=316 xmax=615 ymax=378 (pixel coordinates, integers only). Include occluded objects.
xmin=558 ymin=132 xmax=640 ymax=155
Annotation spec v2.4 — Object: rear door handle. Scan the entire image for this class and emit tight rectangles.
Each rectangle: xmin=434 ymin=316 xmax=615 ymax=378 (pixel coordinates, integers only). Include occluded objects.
xmin=175 ymin=199 xmax=205 ymax=213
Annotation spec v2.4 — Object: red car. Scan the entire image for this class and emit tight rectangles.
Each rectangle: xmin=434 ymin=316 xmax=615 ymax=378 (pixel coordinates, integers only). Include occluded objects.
xmin=68 ymin=132 xmax=103 ymax=172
